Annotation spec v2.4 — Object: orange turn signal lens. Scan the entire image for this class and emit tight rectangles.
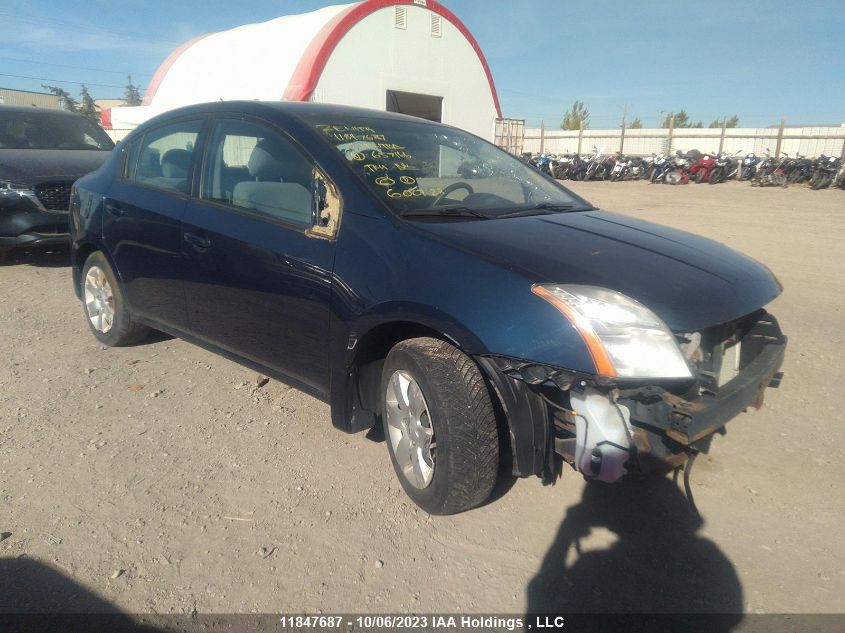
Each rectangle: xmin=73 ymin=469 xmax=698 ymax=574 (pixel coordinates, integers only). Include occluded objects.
xmin=532 ymin=285 xmax=618 ymax=378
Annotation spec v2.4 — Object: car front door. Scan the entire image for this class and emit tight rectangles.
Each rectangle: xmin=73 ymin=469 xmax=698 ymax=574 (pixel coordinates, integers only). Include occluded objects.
xmin=181 ymin=116 xmax=339 ymax=394
xmin=104 ymin=118 xmax=204 ymax=330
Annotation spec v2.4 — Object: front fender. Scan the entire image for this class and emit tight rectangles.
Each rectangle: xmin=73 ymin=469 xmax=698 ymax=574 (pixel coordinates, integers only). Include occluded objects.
xmin=327 ymin=302 xmax=489 ymax=435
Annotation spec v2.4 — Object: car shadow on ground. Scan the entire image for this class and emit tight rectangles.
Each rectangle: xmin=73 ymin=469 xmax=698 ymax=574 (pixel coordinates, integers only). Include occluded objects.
xmin=1 ymin=557 xmax=122 ymax=614
xmin=525 ymin=476 xmax=743 ymax=630
xmin=0 ymin=558 xmax=162 ymax=632
xmin=0 ymin=558 xmax=287 ymax=632
xmin=0 ymin=245 xmax=71 ymax=268
xmin=131 ymin=329 xmax=175 ymax=347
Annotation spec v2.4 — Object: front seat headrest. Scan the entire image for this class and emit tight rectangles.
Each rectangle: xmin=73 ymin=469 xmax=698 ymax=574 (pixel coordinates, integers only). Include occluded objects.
xmin=161 ymin=149 xmax=192 ymax=179
xmin=248 ymin=137 xmax=312 ymax=186
xmin=248 ymin=138 xmax=290 ymax=181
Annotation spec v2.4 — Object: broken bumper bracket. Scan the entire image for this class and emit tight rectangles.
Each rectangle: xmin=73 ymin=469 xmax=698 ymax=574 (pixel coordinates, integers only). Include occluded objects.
xmin=620 ymin=316 xmax=787 ymax=445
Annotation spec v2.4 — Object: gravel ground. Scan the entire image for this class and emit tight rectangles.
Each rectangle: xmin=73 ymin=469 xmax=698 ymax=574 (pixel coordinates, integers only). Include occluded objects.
xmin=1 ymin=181 xmax=843 ymax=617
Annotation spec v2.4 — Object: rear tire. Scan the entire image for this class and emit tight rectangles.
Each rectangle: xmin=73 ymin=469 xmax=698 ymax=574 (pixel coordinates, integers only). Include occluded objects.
xmin=81 ymin=251 xmax=149 ymax=347
xmin=381 ymin=337 xmax=499 ymax=515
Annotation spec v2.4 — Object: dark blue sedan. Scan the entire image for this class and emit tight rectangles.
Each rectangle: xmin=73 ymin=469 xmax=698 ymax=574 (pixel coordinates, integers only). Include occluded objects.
xmin=69 ymin=102 xmax=786 ymax=514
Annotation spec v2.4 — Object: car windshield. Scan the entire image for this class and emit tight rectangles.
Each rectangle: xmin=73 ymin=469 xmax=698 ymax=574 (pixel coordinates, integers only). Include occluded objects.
xmin=306 ymin=114 xmax=591 ymax=218
xmin=0 ymin=110 xmax=114 ymax=150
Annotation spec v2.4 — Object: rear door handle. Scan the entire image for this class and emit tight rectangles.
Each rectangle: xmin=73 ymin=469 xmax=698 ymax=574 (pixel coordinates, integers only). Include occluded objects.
xmin=184 ymin=232 xmax=212 ymax=251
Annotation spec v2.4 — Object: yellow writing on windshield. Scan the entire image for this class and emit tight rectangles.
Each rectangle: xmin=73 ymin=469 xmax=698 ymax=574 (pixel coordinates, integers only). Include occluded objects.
xmin=364 ymin=163 xmax=388 ymax=173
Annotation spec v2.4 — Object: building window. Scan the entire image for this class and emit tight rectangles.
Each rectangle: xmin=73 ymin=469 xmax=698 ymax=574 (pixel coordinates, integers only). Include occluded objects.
xmin=394 ymin=6 xmax=407 ymax=29
xmin=430 ymin=14 xmax=441 ymax=37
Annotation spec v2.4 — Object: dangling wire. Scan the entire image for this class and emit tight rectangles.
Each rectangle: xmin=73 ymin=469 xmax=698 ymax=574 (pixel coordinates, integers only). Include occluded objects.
xmin=681 ymin=451 xmax=700 ymax=518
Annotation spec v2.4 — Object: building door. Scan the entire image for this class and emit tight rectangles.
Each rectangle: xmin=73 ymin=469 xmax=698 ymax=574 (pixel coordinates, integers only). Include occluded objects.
xmin=386 ymin=90 xmax=443 ymax=123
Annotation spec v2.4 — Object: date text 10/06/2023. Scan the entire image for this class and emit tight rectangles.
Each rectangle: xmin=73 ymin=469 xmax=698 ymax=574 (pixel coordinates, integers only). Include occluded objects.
xmin=277 ymin=615 xmax=547 ymax=630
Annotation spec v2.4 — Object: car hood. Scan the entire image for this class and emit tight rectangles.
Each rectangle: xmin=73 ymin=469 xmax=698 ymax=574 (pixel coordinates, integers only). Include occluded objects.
xmin=0 ymin=148 xmax=111 ymax=184
xmin=415 ymin=209 xmax=782 ymax=332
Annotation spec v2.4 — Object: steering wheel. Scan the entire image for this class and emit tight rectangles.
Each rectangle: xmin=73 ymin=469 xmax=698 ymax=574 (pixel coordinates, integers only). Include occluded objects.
xmin=432 ymin=181 xmax=474 ymax=207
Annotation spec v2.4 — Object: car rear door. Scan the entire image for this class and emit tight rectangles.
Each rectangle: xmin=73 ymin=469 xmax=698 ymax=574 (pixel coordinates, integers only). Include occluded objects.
xmin=180 ymin=116 xmax=339 ymax=394
xmin=103 ymin=118 xmax=205 ymax=330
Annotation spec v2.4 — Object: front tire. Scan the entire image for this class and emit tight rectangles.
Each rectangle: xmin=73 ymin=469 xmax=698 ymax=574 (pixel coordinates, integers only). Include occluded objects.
xmin=811 ymin=175 xmax=832 ymax=190
xmin=81 ymin=251 xmax=149 ymax=346
xmin=381 ymin=337 xmax=499 ymax=515
xmin=708 ymin=167 xmax=722 ymax=184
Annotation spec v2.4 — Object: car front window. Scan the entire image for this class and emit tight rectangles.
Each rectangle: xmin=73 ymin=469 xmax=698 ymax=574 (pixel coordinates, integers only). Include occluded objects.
xmin=306 ymin=115 xmax=590 ymax=218
xmin=0 ymin=110 xmax=114 ymax=150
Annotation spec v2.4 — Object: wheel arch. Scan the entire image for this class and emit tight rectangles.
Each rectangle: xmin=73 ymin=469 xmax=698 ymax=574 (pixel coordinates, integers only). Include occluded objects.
xmin=335 ymin=319 xmax=463 ymax=433
xmin=331 ymin=316 xmax=513 ymax=467
xmin=73 ymin=242 xmax=100 ymax=300
xmin=72 ymin=242 xmax=122 ymax=300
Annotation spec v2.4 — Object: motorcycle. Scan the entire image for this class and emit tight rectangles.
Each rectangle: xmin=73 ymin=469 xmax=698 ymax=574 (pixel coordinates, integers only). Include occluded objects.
xmin=785 ymin=154 xmax=814 ymax=184
xmin=810 ymin=156 xmax=842 ymax=190
xmin=662 ymin=150 xmax=696 ymax=185
xmin=708 ymin=150 xmax=742 ymax=184
xmin=750 ymin=152 xmax=788 ymax=187
xmin=566 ymin=154 xmax=590 ymax=181
xmin=740 ymin=152 xmax=761 ymax=180
xmin=649 ymin=153 xmax=673 ymax=183
xmin=689 ymin=153 xmax=716 ymax=184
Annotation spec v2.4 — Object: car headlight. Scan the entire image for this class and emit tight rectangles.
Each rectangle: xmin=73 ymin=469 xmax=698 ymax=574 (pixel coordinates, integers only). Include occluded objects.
xmin=0 ymin=180 xmax=35 ymax=209
xmin=0 ymin=180 xmax=33 ymax=192
xmin=532 ymin=284 xmax=692 ymax=379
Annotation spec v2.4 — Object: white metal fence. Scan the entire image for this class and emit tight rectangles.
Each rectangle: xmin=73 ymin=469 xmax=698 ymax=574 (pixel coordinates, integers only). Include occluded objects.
xmin=522 ymin=124 xmax=845 ymax=158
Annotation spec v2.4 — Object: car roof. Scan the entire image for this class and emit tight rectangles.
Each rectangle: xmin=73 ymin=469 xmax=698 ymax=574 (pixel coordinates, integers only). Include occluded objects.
xmin=0 ymin=104 xmax=85 ymax=117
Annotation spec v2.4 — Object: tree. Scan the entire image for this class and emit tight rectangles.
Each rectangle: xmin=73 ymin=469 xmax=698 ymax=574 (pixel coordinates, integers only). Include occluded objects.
xmin=628 ymin=117 xmax=643 ymax=129
xmin=124 ymin=75 xmax=142 ymax=106
xmin=561 ymin=100 xmax=590 ymax=130
xmin=708 ymin=115 xmax=740 ymax=128
xmin=41 ymin=84 xmax=78 ymax=112
xmin=78 ymin=85 xmax=100 ymax=123
xmin=660 ymin=109 xmax=703 ymax=128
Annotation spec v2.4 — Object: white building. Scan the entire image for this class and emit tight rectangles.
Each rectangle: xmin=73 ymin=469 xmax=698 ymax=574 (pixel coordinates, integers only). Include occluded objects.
xmin=104 ymin=0 xmax=502 ymax=140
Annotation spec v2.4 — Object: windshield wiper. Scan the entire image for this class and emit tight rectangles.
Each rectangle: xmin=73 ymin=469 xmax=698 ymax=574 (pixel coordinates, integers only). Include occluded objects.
xmin=400 ymin=206 xmax=490 ymax=220
xmin=496 ymin=203 xmax=582 ymax=219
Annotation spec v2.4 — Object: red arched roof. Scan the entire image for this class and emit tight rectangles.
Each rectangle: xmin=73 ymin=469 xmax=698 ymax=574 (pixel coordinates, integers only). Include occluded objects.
xmin=282 ymin=0 xmax=502 ymax=117
xmin=143 ymin=0 xmax=502 ymax=117
xmin=143 ymin=32 xmax=214 ymax=106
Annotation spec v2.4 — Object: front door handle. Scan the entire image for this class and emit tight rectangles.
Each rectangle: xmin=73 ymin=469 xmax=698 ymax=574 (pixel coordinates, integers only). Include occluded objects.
xmin=184 ymin=232 xmax=212 ymax=251
xmin=105 ymin=201 xmax=124 ymax=217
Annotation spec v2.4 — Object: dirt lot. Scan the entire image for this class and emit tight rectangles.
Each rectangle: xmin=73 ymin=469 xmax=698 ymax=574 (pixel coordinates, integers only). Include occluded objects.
xmin=1 ymin=181 xmax=844 ymax=618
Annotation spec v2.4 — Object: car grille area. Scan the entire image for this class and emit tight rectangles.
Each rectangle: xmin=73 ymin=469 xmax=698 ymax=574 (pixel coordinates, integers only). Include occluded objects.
xmin=34 ymin=182 xmax=72 ymax=211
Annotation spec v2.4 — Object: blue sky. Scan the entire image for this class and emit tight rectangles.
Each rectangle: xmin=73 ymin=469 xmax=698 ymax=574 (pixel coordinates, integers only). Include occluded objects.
xmin=1 ymin=0 xmax=842 ymax=128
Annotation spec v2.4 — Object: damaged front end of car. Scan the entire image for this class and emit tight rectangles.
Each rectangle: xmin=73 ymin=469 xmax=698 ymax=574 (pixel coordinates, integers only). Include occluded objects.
xmin=477 ymin=297 xmax=786 ymax=485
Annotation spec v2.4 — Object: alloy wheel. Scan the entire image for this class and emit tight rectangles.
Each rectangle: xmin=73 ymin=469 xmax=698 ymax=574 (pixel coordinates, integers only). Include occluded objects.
xmin=385 ymin=370 xmax=436 ymax=489
xmin=84 ymin=266 xmax=115 ymax=333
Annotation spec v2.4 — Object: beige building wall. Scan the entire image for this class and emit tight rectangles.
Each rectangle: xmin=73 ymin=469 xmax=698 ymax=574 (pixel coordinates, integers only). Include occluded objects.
xmin=0 ymin=88 xmax=62 ymax=109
